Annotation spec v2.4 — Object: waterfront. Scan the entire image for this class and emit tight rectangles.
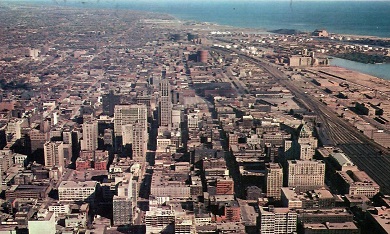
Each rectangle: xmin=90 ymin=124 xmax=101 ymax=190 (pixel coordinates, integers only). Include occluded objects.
xmin=3 ymin=0 xmax=390 ymax=38
xmin=330 ymin=57 xmax=390 ymax=80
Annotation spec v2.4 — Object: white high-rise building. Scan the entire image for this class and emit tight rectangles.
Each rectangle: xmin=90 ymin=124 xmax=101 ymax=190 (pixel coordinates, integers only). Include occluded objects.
xmin=265 ymin=163 xmax=283 ymax=200
xmin=287 ymin=160 xmax=325 ymax=192
xmin=114 ymin=104 xmax=147 ymax=137
xmin=81 ymin=121 xmax=98 ymax=151
xmin=260 ymin=206 xmax=297 ymax=234
xmin=297 ymin=124 xmax=317 ymax=160
xmin=58 ymin=181 xmax=97 ymax=203
xmin=28 ymin=209 xmax=56 ymax=234
xmin=171 ymin=109 xmax=182 ymax=130
xmin=44 ymin=141 xmax=64 ymax=169
xmin=187 ymin=112 xmax=199 ymax=130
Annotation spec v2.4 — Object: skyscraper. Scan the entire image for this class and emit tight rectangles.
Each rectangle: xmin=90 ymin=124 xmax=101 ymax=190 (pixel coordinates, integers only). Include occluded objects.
xmin=265 ymin=163 xmax=283 ymax=200
xmin=131 ymin=121 xmax=147 ymax=162
xmin=114 ymin=104 xmax=147 ymax=138
xmin=297 ymin=124 xmax=317 ymax=160
xmin=102 ymin=90 xmax=121 ymax=116
xmin=159 ymin=79 xmax=172 ymax=129
xmin=81 ymin=121 xmax=98 ymax=151
xmin=287 ymin=160 xmax=325 ymax=192
xmin=44 ymin=141 xmax=64 ymax=169
xmin=113 ymin=174 xmax=135 ymax=226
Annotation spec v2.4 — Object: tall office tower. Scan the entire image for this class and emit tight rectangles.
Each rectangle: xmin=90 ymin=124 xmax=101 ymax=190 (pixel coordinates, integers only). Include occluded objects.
xmin=137 ymin=95 xmax=152 ymax=117
xmin=113 ymin=197 xmax=133 ymax=226
xmin=259 ymin=206 xmax=297 ymax=234
xmin=81 ymin=121 xmax=98 ymax=151
xmin=297 ymin=124 xmax=317 ymax=160
xmin=44 ymin=141 xmax=64 ymax=169
xmin=287 ymin=160 xmax=325 ymax=192
xmin=62 ymin=130 xmax=73 ymax=165
xmin=102 ymin=90 xmax=121 ymax=116
xmin=131 ymin=121 xmax=147 ymax=162
xmin=114 ymin=104 xmax=148 ymax=138
xmin=0 ymin=150 xmax=13 ymax=175
xmin=265 ymin=163 xmax=283 ymax=200
xmin=113 ymin=174 xmax=134 ymax=226
xmin=159 ymin=79 xmax=172 ymax=129
xmin=197 ymin=50 xmax=208 ymax=63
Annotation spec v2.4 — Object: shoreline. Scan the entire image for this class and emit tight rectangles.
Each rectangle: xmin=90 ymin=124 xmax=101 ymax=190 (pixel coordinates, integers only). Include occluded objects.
xmin=3 ymin=0 xmax=390 ymax=39
xmin=3 ymin=2 xmax=390 ymax=81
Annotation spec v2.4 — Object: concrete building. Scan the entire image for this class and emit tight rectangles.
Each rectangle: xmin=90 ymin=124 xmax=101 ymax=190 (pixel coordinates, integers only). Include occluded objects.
xmin=297 ymin=124 xmax=317 ymax=161
xmin=30 ymin=129 xmax=47 ymax=152
xmin=150 ymin=172 xmax=190 ymax=199
xmin=216 ymin=178 xmax=234 ymax=195
xmin=287 ymin=160 xmax=325 ymax=192
xmin=367 ymin=207 xmax=390 ymax=234
xmin=265 ymin=163 xmax=283 ymax=200
xmin=297 ymin=208 xmax=353 ymax=224
xmin=131 ymin=121 xmax=147 ymax=162
xmin=259 ymin=206 xmax=297 ymax=234
xmin=102 ymin=90 xmax=121 ymax=116
xmin=0 ymin=149 xmax=13 ymax=175
xmin=304 ymin=222 xmax=360 ymax=234
xmin=145 ymin=208 xmax=175 ymax=234
xmin=48 ymin=203 xmax=71 ymax=218
xmin=289 ymin=56 xmax=313 ymax=67
xmin=336 ymin=170 xmax=380 ymax=198
xmin=81 ymin=121 xmax=98 ymax=151
xmin=43 ymin=141 xmax=64 ymax=169
xmin=113 ymin=196 xmax=133 ymax=226
xmin=171 ymin=109 xmax=182 ymax=130
xmin=281 ymin=187 xmax=335 ymax=209
xmin=159 ymin=79 xmax=172 ymax=129
xmin=58 ymin=181 xmax=97 ymax=203
xmin=187 ymin=112 xmax=199 ymax=130
xmin=197 ymin=50 xmax=208 ymax=63
xmin=112 ymin=173 xmax=137 ymax=226
xmin=14 ymin=153 xmax=28 ymax=166
xmin=175 ymin=215 xmax=194 ymax=234
xmin=114 ymin=104 xmax=148 ymax=137
xmin=329 ymin=152 xmax=358 ymax=172
xmin=28 ymin=209 xmax=56 ymax=234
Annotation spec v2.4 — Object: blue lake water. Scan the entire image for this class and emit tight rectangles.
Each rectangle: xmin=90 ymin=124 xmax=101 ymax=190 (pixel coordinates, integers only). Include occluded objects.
xmin=5 ymin=0 xmax=390 ymax=38
xmin=330 ymin=57 xmax=390 ymax=80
